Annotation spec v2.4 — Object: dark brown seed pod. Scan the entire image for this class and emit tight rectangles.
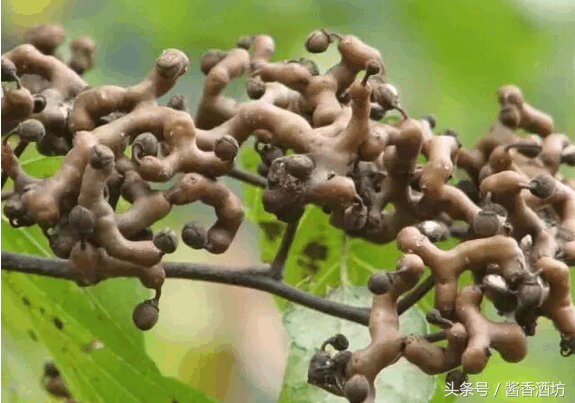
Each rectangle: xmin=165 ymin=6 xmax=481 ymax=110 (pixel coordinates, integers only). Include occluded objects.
xmin=132 ymin=299 xmax=159 ymax=331
xmin=333 ymin=334 xmax=349 ymax=351
xmin=370 ymin=81 xmax=398 ymax=111
xmin=68 ymin=205 xmax=95 ymax=238
xmin=560 ymin=334 xmax=575 ymax=357
xmin=199 ymin=49 xmax=228 ymax=75
xmin=344 ymin=374 xmax=370 ymax=403
xmin=305 ymin=30 xmax=331 ymax=53
xmin=152 ymin=229 xmax=178 ymax=254
xmin=364 ymin=59 xmax=381 ymax=78
xmin=516 ymin=277 xmax=548 ymax=311
xmin=284 ymin=154 xmax=315 ymax=180
xmin=368 ymin=272 xmax=393 ymax=295
xmin=132 ymin=132 xmax=159 ymax=161
xmin=155 ymin=49 xmax=189 ymax=80
xmin=472 ymin=209 xmax=501 ymax=237
xmin=214 ymin=135 xmax=239 ymax=161
xmin=323 ymin=333 xmax=349 ymax=351
xmin=89 ymin=144 xmax=114 ymax=169
xmin=499 ymin=105 xmax=521 ymax=128
xmin=528 ymin=174 xmax=556 ymax=199
xmin=246 ymin=76 xmax=266 ymax=99
xmin=307 ymin=350 xmax=333 ymax=385
xmin=139 ymin=264 xmax=166 ymax=290
xmin=236 ymin=35 xmax=254 ymax=50
xmin=36 ymin=132 xmax=70 ymax=156
xmin=446 ymin=370 xmax=467 ymax=392
xmin=1 ymin=57 xmax=18 ymax=82
xmin=166 ymin=94 xmax=188 ymax=112
xmin=4 ymin=199 xmax=34 ymax=228
xmin=182 ymin=222 xmax=208 ymax=249
xmin=17 ymin=119 xmax=46 ymax=143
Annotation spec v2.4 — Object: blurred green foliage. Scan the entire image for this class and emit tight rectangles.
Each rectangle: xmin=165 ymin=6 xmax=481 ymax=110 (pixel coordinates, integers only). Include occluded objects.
xmin=2 ymin=0 xmax=574 ymax=401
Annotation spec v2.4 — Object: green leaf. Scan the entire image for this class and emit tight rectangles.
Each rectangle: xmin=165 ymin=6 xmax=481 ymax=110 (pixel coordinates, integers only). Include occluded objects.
xmin=428 ymin=373 xmax=457 ymax=403
xmin=279 ymin=286 xmax=436 ymax=403
xmin=1 ymin=286 xmax=57 ymax=403
xmin=1 ymin=219 xmax=218 ymax=403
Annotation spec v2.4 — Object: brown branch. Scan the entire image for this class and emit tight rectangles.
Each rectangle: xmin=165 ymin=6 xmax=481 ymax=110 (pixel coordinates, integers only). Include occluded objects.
xmin=1 ymin=250 xmax=370 ymax=325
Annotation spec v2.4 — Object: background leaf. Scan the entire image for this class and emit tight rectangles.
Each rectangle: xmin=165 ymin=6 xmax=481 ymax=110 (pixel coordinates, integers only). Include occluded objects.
xmin=1 ymin=219 xmax=217 ymax=403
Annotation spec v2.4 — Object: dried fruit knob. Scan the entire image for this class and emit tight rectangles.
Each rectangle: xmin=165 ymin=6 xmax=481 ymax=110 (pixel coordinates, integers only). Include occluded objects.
xmin=89 ymin=144 xmax=114 ymax=169
xmin=364 ymin=59 xmax=381 ymax=77
xmin=446 ymin=370 xmax=467 ymax=392
xmin=182 ymin=222 xmax=208 ymax=249
xmin=132 ymin=132 xmax=159 ymax=162
xmin=517 ymin=277 xmax=547 ymax=310
xmin=284 ymin=154 xmax=315 ymax=179
xmin=17 ymin=119 xmax=46 ymax=143
xmin=1 ymin=58 xmax=18 ymax=82
xmin=305 ymin=30 xmax=331 ymax=53
xmin=199 ymin=50 xmax=228 ymax=75
xmin=68 ymin=205 xmax=95 ymax=239
xmin=322 ymin=333 xmax=350 ymax=351
xmin=344 ymin=374 xmax=370 ymax=403
xmin=167 ymin=94 xmax=188 ymax=111
xmin=236 ymin=35 xmax=254 ymax=49
xmin=472 ymin=209 xmax=501 ymax=237
xmin=246 ymin=76 xmax=266 ymax=99
xmin=527 ymin=174 xmax=556 ymax=199
xmin=132 ymin=299 xmax=159 ymax=331
xmin=560 ymin=335 xmax=575 ymax=357
xmin=155 ymin=48 xmax=189 ymax=80
xmin=368 ymin=272 xmax=393 ymax=295
xmin=214 ymin=135 xmax=239 ymax=161
xmin=152 ymin=229 xmax=178 ymax=254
